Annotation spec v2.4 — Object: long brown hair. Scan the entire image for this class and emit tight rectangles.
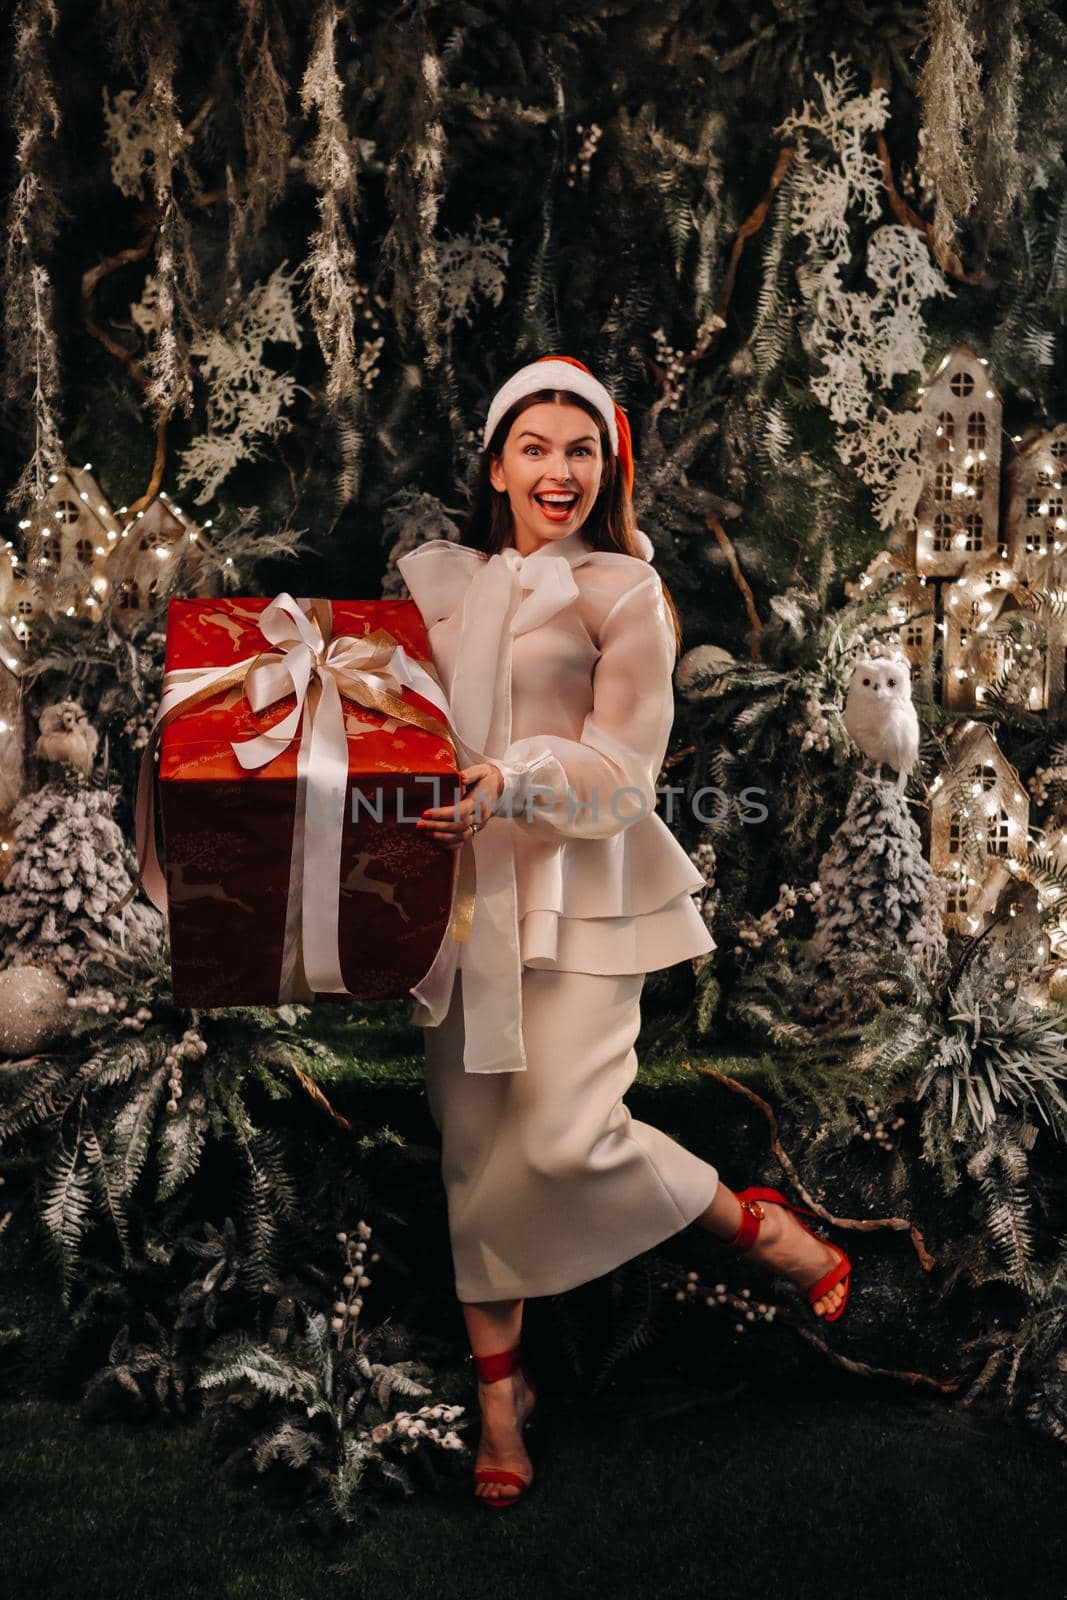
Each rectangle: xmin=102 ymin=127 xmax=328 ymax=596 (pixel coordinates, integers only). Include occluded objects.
xmin=460 ymin=387 xmax=683 ymax=655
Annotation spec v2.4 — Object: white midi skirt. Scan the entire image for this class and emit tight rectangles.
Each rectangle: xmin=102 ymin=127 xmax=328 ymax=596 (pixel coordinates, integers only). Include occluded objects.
xmin=422 ymin=966 xmax=720 ymax=1303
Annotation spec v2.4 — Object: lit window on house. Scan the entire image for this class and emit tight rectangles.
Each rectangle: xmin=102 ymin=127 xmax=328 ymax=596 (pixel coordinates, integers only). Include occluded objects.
xmin=937 ymin=411 xmax=955 ymax=444
xmin=933 ymin=464 xmax=954 ymax=504
xmin=933 ymin=512 xmax=954 ymax=551
xmin=52 ymin=498 xmax=80 ymax=525
xmin=987 ymin=810 xmax=1011 ymax=856
xmin=950 ymin=371 xmax=975 ymax=398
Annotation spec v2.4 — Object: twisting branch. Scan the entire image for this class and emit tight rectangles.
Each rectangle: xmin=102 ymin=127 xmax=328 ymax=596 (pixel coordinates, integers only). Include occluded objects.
xmin=790 ymin=1322 xmax=962 ymax=1392
xmin=705 ymin=513 xmax=763 ymax=657
xmin=698 ymin=1066 xmax=936 ymax=1271
xmin=649 ymin=146 xmax=795 ymax=387
xmin=78 ymin=95 xmax=224 ymax=514
xmin=79 ymin=221 xmax=169 ymax=516
xmin=665 ymin=1266 xmax=960 ymax=1393
xmin=286 ymin=1060 xmax=355 ymax=1135
xmin=870 ymin=74 xmax=988 ymax=288
xmin=712 ymin=145 xmax=795 ymax=350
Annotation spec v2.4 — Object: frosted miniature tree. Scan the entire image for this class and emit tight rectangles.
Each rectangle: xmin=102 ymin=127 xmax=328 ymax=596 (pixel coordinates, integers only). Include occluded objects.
xmin=0 ymin=778 xmax=162 ymax=984
xmin=811 ymin=773 xmax=948 ymax=988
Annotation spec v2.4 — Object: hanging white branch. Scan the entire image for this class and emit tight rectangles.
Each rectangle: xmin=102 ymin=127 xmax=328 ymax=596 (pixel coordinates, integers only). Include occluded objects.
xmin=777 ymin=55 xmax=953 ymax=533
xmin=2 ymin=0 xmax=66 ymax=513
xmin=436 ymin=216 xmax=510 ymax=332
xmin=299 ymin=1 xmax=362 ymax=417
xmin=175 ymin=263 xmax=305 ymax=503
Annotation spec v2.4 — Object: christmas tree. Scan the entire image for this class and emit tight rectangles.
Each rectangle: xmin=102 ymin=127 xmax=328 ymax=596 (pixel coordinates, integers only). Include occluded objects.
xmin=0 ymin=775 xmax=162 ymax=985
xmin=811 ymin=773 xmax=948 ymax=988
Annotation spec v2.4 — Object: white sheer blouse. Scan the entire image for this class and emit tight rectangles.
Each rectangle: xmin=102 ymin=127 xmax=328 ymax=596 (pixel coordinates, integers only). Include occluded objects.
xmin=396 ymin=527 xmax=715 ymax=1072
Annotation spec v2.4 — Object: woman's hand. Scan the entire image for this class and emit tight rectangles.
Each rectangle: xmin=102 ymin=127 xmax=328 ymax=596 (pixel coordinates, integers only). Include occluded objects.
xmin=417 ymin=763 xmax=506 ymax=849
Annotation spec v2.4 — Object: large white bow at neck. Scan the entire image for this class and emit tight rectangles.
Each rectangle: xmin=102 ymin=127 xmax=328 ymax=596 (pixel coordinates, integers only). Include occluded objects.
xmin=395 ymin=527 xmax=654 ymax=1075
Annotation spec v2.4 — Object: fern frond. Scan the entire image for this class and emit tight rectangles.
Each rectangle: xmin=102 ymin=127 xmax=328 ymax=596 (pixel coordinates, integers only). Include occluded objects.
xmin=108 ymin=1063 xmax=168 ymax=1197
xmin=40 ymin=1138 xmax=96 ymax=1299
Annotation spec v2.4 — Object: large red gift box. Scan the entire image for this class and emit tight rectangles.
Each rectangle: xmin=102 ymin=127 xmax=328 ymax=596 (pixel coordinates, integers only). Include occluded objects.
xmin=154 ymin=595 xmax=459 ymax=1008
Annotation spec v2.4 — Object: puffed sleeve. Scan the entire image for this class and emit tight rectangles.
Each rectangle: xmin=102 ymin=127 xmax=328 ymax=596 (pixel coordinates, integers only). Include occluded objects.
xmin=487 ymin=572 xmax=676 ymax=841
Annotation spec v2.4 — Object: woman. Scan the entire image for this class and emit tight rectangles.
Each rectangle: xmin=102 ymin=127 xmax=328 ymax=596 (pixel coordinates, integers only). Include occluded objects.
xmin=396 ymin=357 xmax=851 ymax=1508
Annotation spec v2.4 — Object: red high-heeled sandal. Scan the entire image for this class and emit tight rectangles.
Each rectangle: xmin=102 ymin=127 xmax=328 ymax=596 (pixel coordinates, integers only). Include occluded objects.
xmin=470 ymin=1344 xmax=538 ymax=1510
xmin=729 ymin=1186 xmax=852 ymax=1322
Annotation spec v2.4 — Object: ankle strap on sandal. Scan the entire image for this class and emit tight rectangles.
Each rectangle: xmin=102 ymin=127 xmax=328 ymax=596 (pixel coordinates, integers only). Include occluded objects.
xmin=728 ymin=1198 xmax=764 ymax=1251
xmin=471 ymin=1344 xmax=521 ymax=1383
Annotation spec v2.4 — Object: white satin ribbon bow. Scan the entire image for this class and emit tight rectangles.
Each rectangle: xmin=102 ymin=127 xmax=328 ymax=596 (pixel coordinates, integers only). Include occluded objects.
xmin=403 ymin=543 xmax=583 ymax=1073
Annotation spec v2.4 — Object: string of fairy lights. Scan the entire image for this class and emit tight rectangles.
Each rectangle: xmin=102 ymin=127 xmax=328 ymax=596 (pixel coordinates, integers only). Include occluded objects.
xmin=0 ymin=463 xmax=215 ymax=669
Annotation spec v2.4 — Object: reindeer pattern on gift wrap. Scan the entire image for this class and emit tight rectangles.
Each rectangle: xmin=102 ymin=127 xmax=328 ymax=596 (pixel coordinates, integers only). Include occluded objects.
xmin=340 ymin=852 xmax=411 ymax=923
xmin=166 ymin=860 xmax=256 ymax=916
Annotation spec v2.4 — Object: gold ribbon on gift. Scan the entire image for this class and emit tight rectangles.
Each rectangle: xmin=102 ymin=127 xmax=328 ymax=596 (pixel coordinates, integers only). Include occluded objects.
xmin=125 ymin=592 xmax=475 ymax=1001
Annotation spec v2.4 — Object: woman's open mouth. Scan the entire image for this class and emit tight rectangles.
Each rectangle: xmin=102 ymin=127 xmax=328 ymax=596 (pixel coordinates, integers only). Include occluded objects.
xmin=533 ymin=492 xmax=580 ymax=522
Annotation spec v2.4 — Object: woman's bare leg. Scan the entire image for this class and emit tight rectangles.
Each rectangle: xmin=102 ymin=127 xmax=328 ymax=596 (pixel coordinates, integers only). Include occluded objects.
xmin=692 ymin=1181 xmax=847 ymax=1318
xmin=462 ymin=1297 xmax=537 ymax=1503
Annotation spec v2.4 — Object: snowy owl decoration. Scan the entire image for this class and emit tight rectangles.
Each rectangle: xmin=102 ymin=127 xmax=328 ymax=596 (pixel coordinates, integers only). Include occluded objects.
xmin=843 ymin=655 xmax=920 ymax=791
xmin=34 ymin=699 xmax=99 ymax=776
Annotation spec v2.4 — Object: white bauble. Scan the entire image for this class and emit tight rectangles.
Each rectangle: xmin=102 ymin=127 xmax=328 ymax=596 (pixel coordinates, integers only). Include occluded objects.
xmin=675 ymin=644 xmax=736 ymax=701
xmin=0 ymin=965 xmax=70 ymax=1057
xmin=843 ymin=656 xmax=920 ymax=791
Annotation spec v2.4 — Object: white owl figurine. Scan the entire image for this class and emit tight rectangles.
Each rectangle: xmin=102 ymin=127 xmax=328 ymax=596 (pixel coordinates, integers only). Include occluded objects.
xmin=34 ymin=699 xmax=99 ymax=777
xmin=842 ymin=656 xmax=920 ymax=792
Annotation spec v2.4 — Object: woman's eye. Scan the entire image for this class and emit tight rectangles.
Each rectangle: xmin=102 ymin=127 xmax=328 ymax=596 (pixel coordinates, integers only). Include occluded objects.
xmin=523 ymin=445 xmax=591 ymax=456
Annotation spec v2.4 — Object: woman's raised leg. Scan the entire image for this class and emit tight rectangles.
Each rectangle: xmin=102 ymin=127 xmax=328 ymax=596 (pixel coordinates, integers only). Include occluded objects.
xmin=692 ymin=1182 xmax=847 ymax=1318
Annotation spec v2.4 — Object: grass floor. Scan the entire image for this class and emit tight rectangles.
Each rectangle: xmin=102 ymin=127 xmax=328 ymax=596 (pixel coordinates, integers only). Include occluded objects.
xmin=2 ymin=1377 xmax=1064 ymax=1600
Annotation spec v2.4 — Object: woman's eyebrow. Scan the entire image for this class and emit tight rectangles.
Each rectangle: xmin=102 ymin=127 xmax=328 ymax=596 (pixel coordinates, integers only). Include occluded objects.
xmin=516 ymin=430 xmax=597 ymax=444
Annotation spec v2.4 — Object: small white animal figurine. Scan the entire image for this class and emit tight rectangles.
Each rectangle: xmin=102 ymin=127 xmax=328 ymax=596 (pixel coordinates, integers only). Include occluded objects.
xmin=843 ymin=655 xmax=920 ymax=792
xmin=34 ymin=699 xmax=99 ymax=777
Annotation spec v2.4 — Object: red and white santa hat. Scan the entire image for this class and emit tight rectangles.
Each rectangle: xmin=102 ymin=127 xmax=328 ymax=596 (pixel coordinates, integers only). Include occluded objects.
xmin=482 ymin=355 xmax=635 ymax=498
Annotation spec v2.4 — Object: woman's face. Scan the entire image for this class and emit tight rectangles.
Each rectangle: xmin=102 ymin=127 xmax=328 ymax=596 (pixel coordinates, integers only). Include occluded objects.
xmin=489 ymin=401 xmax=606 ymax=551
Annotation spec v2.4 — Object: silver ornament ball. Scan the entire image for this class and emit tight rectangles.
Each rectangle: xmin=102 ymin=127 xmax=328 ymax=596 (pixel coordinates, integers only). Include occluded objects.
xmin=0 ymin=966 xmax=70 ymax=1056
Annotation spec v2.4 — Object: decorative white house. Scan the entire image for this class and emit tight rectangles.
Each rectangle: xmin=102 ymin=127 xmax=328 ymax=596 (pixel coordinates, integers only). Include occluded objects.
xmin=845 ymin=549 xmax=936 ymax=684
xmin=0 ymin=542 xmax=38 ymax=647
xmin=929 ymin=721 xmax=1030 ymax=934
xmin=1005 ymin=423 xmax=1067 ymax=584
xmin=9 ymin=464 xmax=118 ymax=627
xmin=912 ymin=344 xmax=1004 ymax=582
xmin=105 ymin=490 xmax=212 ymax=627
xmin=5 ymin=468 xmax=214 ymax=640
xmin=938 ymin=553 xmax=1049 ymax=712
xmin=0 ymin=660 xmax=23 ymax=823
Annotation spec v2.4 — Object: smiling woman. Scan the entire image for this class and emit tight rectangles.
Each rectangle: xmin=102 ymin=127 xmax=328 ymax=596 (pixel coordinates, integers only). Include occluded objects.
xmin=491 ymin=408 xmax=605 ymax=547
xmin=396 ymin=356 xmax=852 ymax=1509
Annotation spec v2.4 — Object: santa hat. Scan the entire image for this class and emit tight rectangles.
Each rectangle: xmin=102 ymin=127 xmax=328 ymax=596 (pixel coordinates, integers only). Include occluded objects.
xmin=482 ymin=355 xmax=635 ymax=496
